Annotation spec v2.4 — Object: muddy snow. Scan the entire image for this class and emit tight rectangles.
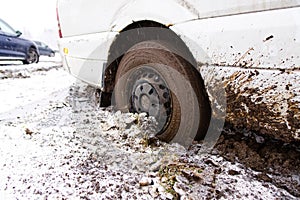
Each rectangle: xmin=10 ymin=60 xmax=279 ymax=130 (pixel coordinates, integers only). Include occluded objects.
xmin=0 ymin=58 xmax=299 ymax=199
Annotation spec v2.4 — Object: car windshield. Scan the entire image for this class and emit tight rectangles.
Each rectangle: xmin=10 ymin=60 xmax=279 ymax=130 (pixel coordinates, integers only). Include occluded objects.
xmin=41 ymin=42 xmax=48 ymax=47
xmin=0 ymin=18 xmax=17 ymax=36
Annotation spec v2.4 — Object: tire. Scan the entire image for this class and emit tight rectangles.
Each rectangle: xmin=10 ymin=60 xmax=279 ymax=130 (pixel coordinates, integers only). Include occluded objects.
xmin=114 ymin=41 xmax=211 ymax=144
xmin=23 ymin=47 xmax=39 ymax=64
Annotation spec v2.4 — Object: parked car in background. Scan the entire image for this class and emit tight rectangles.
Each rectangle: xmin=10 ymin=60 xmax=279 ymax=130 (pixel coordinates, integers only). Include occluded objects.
xmin=0 ymin=18 xmax=39 ymax=64
xmin=57 ymin=0 xmax=300 ymax=144
xmin=34 ymin=41 xmax=55 ymax=57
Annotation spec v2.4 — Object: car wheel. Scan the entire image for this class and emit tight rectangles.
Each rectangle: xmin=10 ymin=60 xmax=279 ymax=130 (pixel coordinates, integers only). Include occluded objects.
xmin=114 ymin=41 xmax=211 ymax=143
xmin=23 ymin=48 xmax=39 ymax=64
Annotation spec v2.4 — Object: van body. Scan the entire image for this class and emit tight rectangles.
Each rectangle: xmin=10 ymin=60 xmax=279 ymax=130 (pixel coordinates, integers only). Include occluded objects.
xmin=57 ymin=0 xmax=300 ymax=143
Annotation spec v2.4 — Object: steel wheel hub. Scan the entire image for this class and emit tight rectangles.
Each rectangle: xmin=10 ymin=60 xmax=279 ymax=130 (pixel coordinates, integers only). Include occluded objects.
xmin=130 ymin=67 xmax=172 ymax=131
xmin=133 ymin=82 xmax=160 ymax=117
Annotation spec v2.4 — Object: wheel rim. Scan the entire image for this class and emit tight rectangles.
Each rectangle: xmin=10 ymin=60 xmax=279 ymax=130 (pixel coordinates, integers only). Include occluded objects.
xmin=129 ymin=66 xmax=172 ymax=132
xmin=28 ymin=49 xmax=38 ymax=63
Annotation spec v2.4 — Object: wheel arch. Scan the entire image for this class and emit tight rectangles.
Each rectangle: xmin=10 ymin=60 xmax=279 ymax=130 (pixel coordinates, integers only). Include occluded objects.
xmin=28 ymin=45 xmax=40 ymax=56
xmin=103 ymin=20 xmax=202 ymax=97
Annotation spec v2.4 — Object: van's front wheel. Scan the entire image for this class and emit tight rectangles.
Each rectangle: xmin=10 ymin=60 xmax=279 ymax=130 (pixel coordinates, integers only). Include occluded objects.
xmin=114 ymin=41 xmax=211 ymax=144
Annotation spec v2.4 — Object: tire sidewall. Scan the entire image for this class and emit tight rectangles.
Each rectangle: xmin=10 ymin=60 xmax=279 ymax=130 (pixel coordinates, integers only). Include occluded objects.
xmin=114 ymin=41 xmax=201 ymax=144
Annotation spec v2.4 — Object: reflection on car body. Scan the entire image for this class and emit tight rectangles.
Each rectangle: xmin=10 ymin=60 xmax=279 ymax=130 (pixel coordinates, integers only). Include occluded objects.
xmin=0 ymin=18 xmax=39 ymax=64
xmin=57 ymin=0 xmax=300 ymax=143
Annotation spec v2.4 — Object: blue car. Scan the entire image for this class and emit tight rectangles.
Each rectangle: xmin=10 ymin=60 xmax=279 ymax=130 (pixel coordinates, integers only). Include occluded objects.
xmin=0 ymin=18 xmax=39 ymax=64
xmin=34 ymin=41 xmax=55 ymax=57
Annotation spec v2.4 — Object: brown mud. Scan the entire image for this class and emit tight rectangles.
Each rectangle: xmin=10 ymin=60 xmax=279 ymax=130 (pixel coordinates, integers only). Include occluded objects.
xmin=214 ymin=126 xmax=300 ymax=197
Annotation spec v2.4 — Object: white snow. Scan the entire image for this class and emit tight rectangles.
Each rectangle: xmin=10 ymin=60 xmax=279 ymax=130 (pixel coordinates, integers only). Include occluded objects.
xmin=0 ymin=57 xmax=75 ymax=114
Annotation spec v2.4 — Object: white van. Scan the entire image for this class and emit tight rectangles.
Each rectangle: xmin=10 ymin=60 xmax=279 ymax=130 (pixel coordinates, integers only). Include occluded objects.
xmin=57 ymin=0 xmax=300 ymax=143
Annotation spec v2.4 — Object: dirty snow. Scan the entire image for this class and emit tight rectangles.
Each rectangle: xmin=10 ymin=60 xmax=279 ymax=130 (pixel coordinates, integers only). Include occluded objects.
xmin=0 ymin=59 xmax=298 ymax=199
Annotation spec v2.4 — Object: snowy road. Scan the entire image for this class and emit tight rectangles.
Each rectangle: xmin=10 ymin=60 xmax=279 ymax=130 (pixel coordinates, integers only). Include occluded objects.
xmin=0 ymin=58 xmax=299 ymax=199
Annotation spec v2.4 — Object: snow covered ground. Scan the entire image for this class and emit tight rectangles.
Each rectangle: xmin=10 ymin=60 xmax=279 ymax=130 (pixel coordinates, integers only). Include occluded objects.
xmin=0 ymin=59 xmax=298 ymax=199
xmin=0 ymin=56 xmax=71 ymax=114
